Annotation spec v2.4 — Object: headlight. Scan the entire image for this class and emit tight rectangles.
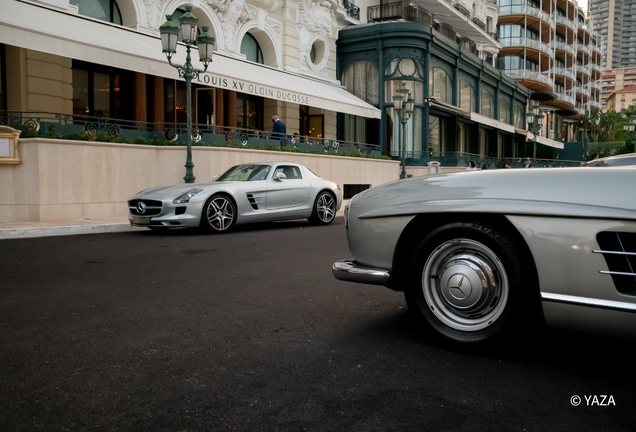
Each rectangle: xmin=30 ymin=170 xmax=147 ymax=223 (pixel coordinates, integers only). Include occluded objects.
xmin=172 ymin=189 xmax=203 ymax=204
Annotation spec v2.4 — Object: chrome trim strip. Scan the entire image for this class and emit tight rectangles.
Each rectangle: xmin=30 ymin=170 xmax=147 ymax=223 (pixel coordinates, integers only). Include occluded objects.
xmin=600 ymin=270 xmax=636 ymax=277
xmin=541 ymin=292 xmax=636 ymax=312
xmin=593 ymin=249 xmax=636 ymax=257
xmin=332 ymin=259 xmax=390 ymax=286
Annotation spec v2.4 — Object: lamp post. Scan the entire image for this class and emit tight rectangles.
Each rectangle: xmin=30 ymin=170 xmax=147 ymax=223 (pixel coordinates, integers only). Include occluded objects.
xmin=393 ymin=83 xmax=415 ymax=179
xmin=160 ymin=6 xmax=215 ymax=183
xmin=526 ymin=101 xmax=544 ymax=166
xmin=623 ymin=118 xmax=636 ymax=152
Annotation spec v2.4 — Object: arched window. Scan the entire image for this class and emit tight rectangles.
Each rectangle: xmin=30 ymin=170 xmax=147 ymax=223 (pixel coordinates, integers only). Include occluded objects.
xmin=241 ymin=33 xmax=264 ymax=64
xmin=514 ymin=105 xmax=524 ymax=129
xmin=342 ymin=61 xmax=379 ymax=105
xmin=430 ymin=67 xmax=453 ymax=105
xmin=481 ymin=90 xmax=494 ymax=118
xmin=499 ymin=99 xmax=510 ymax=123
xmin=460 ymin=80 xmax=474 ymax=112
xmin=70 ymin=0 xmax=122 ymax=24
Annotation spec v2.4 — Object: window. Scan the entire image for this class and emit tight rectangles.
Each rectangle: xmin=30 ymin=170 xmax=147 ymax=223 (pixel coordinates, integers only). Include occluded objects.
xmin=431 ymin=67 xmax=453 ymax=104
xmin=499 ymin=98 xmax=510 ymax=123
xmin=236 ymin=93 xmax=263 ymax=131
xmin=309 ymin=114 xmax=323 ymax=138
xmin=342 ymin=61 xmax=379 ymax=105
xmin=514 ymin=105 xmax=524 ymax=129
xmin=460 ymin=80 xmax=474 ymax=112
xmin=218 ymin=165 xmax=271 ymax=181
xmin=240 ymin=33 xmax=264 ymax=64
xmin=273 ymin=165 xmax=302 ymax=180
xmin=70 ymin=0 xmax=122 ymax=24
xmin=72 ymin=60 xmax=133 ymax=119
xmin=481 ymin=90 xmax=494 ymax=118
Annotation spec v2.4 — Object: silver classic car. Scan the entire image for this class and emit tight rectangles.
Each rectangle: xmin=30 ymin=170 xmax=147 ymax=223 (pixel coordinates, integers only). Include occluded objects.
xmin=129 ymin=162 xmax=342 ymax=232
xmin=333 ymin=167 xmax=636 ymax=343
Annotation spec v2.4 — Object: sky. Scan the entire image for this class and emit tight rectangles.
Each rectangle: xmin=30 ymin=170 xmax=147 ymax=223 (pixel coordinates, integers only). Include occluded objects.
xmin=578 ymin=0 xmax=588 ymax=12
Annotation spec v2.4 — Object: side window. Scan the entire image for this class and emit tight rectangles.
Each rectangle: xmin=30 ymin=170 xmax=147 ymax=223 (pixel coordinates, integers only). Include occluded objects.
xmin=273 ymin=165 xmax=303 ymax=179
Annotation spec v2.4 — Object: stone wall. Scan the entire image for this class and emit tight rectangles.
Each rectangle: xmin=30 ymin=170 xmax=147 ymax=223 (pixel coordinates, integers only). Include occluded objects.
xmin=0 ymin=138 xmax=401 ymax=223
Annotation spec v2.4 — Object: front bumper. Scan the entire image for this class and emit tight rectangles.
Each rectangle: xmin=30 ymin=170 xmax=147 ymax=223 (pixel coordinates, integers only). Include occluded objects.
xmin=332 ymin=259 xmax=390 ymax=286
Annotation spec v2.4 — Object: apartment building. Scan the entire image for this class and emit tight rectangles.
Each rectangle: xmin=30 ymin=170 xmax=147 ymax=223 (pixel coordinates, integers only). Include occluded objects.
xmin=601 ymin=66 xmax=636 ymax=108
xmin=606 ymin=83 xmax=636 ymax=110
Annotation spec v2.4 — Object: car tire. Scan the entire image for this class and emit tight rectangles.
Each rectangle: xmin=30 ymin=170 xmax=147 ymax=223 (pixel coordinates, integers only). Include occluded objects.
xmin=201 ymin=194 xmax=236 ymax=233
xmin=404 ymin=221 xmax=529 ymax=344
xmin=309 ymin=191 xmax=336 ymax=225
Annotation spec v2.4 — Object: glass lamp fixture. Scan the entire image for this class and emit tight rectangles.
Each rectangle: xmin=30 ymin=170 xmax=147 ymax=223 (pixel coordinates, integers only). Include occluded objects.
xmin=393 ymin=94 xmax=403 ymax=110
xmin=179 ymin=5 xmax=199 ymax=45
xmin=406 ymin=97 xmax=415 ymax=113
xmin=159 ymin=16 xmax=180 ymax=57
xmin=197 ymin=26 xmax=215 ymax=67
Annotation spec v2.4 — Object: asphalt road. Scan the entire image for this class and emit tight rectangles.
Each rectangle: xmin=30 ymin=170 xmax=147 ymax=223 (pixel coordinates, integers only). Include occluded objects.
xmin=1 ymin=218 xmax=634 ymax=431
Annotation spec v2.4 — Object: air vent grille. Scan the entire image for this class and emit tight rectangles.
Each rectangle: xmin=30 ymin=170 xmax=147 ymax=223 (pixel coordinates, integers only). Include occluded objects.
xmin=595 ymin=232 xmax=636 ymax=296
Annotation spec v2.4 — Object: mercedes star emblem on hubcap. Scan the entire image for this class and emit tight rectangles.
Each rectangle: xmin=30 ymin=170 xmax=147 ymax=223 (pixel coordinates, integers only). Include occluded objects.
xmin=137 ymin=201 xmax=146 ymax=214
xmin=447 ymin=273 xmax=473 ymax=300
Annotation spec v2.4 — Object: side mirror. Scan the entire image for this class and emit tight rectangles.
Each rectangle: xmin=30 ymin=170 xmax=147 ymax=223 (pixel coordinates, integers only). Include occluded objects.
xmin=275 ymin=172 xmax=286 ymax=181
xmin=212 ymin=175 xmax=219 ymax=181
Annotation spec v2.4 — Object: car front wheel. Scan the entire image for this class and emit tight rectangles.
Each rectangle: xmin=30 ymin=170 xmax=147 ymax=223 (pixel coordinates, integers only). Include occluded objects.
xmin=309 ymin=191 xmax=336 ymax=225
xmin=202 ymin=195 xmax=236 ymax=233
xmin=405 ymin=221 xmax=528 ymax=344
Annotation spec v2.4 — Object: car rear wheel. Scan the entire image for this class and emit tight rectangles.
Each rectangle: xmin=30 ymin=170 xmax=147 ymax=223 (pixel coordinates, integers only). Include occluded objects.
xmin=309 ymin=191 xmax=336 ymax=225
xmin=202 ymin=195 xmax=236 ymax=233
xmin=404 ymin=221 xmax=527 ymax=344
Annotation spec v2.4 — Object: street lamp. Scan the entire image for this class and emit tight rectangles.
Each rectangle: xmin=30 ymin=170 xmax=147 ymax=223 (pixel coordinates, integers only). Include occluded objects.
xmin=526 ymin=101 xmax=544 ymax=166
xmin=160 ymin=6 xmax=215 ymax=183
xmin=623 ymin=118 xmax=636 ymax=152
xmin=393 ymin=83 xmax=414 ymax=179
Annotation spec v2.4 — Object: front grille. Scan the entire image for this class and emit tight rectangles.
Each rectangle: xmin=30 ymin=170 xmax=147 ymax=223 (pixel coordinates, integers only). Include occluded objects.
xmin=128 ymin=199 xmax=163 ymax=216
xmin=595 ymin=232 xmax=636 ymax=296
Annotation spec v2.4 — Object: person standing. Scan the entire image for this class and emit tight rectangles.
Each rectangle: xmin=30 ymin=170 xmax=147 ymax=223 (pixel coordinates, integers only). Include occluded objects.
xmin=271 ymin=114 xmax=286 ymax=140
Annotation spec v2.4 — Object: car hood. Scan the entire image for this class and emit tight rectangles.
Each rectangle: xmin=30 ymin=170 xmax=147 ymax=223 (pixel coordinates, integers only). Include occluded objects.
xmin=351 ymin=167 xmax=636 ymax=220
xmin=132 ymin=182 xmax=230 ymax=200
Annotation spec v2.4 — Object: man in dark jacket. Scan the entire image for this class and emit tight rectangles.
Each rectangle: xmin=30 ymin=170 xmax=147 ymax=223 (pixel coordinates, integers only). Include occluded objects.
xmin=271 ymin=114 xmax=286 ymax=140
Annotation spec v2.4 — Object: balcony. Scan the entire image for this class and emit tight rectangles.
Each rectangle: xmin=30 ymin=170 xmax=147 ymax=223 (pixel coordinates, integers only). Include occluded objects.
xmin=343 ymin=0 xmax=360 ymax=21
xmin=499 ymin=37 xmax=553 ymax=58
xmin=459 ymin=37 xmax=478 ymax=56
xmin=574 ymin=107 xmax=585 ymax=115
xmin=552 ymin=90 xmax=576 ymax=107
xmin=453 ymin=3 xmax=471 ymax=19
xmin=555 ymin=14 xmax=576 ymax=30
xmin=488 ymin=31 xmax=498 ymax=41
xmin=434 ymin=22 xmax=457 ymax=40
xmin=577 ymin=44 xmax=590 ymax=56
xmin=471 ymin=17 xmax=486 ymax=31
xmin=499 ymin=5 xmax=553 ymax=27
xmin=368 ymin=1 xmax=433 ymax=26
xmin=551 ymin=66 xmax=575 ymax=81
xmin=553 ymin=40 xmax=575 ymax=57
xmin=503 ymin=69 xmax=553 ymax=93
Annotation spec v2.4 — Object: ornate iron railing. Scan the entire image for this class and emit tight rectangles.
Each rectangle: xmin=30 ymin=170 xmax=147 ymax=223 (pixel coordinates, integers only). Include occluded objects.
xmin=454 ymin=3 xmax=471 ymax=19
xmin=367 ymin=1 xmax=433 ymax=26
xmin=343 ymin=0 xmax=360 ymax=20
xmin=471 ymin=17 xmax=486 ymax=31
xmin=0 ymin=111 xmax=382 ymax=157
xmin=387 ymin=150 xmax=584 ymax=168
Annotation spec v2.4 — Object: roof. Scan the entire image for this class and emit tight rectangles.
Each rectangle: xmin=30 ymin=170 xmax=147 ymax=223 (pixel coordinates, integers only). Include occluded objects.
xmin=613 ymin=85 xmax=636 ymax=94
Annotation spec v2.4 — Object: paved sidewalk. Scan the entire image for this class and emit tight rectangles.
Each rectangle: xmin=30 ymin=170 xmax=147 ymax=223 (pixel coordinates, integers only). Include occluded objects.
xmin=0 ymin=204 xmax=348 ymax=240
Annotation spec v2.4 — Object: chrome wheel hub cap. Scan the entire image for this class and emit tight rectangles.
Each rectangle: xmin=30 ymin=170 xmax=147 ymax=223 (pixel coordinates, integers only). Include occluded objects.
xmin=422 ymin=239 xmax=508 ymax=332
xmin=207 ymin=198 xmax=234 ymax=231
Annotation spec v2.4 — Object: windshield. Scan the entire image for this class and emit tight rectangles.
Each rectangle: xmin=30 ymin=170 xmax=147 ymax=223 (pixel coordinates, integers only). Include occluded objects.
xmin=217 ymin=164 xmax=271 ymax=181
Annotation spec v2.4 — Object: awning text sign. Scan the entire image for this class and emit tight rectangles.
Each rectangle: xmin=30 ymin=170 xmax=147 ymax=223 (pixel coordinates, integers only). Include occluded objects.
xmin=196 ymin=73 xmax=310 ymax=105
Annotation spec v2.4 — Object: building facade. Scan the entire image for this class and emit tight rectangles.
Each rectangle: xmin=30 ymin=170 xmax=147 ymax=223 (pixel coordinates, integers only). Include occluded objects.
xmin=496 ymin=0 xmax=603 ymax=142
xmin=601 ymin=66 xmax=636 ymax=108
xmin=606 ymin=83 xmax=636 ymax=110
xmin=0 ymin=0 xmax=381 ymax=147
xmin=337 ymin=2 xmax=532 ymax=168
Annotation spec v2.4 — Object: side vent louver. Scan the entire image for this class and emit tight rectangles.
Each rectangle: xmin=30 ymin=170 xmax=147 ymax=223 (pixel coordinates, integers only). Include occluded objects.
xmin=595 ymin=232 xmax=636 ymax=296
xmin=246 ymin=193 xmax=259 ymax=210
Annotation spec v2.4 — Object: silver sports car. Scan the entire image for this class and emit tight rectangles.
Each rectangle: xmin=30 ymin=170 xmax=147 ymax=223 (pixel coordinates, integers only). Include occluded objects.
xmin=128 ymin=162 xmax=342 ymax=232
xmin=333 ymin=167 xmax=636 ymax=344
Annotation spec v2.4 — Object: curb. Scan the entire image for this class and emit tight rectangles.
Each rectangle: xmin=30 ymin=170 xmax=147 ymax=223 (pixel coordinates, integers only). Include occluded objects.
xmin=0 ymin=223 xmax=144 ymax=240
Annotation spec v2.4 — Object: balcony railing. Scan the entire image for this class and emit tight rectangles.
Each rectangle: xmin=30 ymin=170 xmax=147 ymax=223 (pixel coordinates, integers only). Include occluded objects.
xmin=553 ymin=40 xmax=575 ymax=56
xmin=367 ymin=1 xmax=433 ymax=26
xmin=488 ymin=31 xmax=499 ymax=41
xmin=0 ymin=111 xmax=382 ymax=156
xmin=499 ymin=5 xmax=553 ymax=25
xmin=577 ymin=44 xmax=590 ymax=56
xmin=499 ymin=37 xmax=552 ymax=57
xmin=553 ymin=90 xmax=576 ymax=106
xmin=471 ymin=17 xmax=486 ymax=31
xmin=343 ymin=0 xmax=360 ymax=20
xmin=459 ymin=38 xmax=478 ymax=55
xmin=387 ymin=150 xmax=584 ymax=168
xmin=550 ymin=67 xmax=575 ymax=81
xmin=434 ymin=22 xmax=457 ymax=40
xmin=555 ymin=15 xmax=576 ymax=29
xmin=453 ymin=3 xmax=471 ymax=19
xmin=504 ymin=69 xmax=553 ymax=87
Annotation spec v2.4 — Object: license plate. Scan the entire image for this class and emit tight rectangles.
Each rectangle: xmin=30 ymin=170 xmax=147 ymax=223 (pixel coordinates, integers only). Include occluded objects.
xmin=132 ymin=216 xmax=151 ymax=224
